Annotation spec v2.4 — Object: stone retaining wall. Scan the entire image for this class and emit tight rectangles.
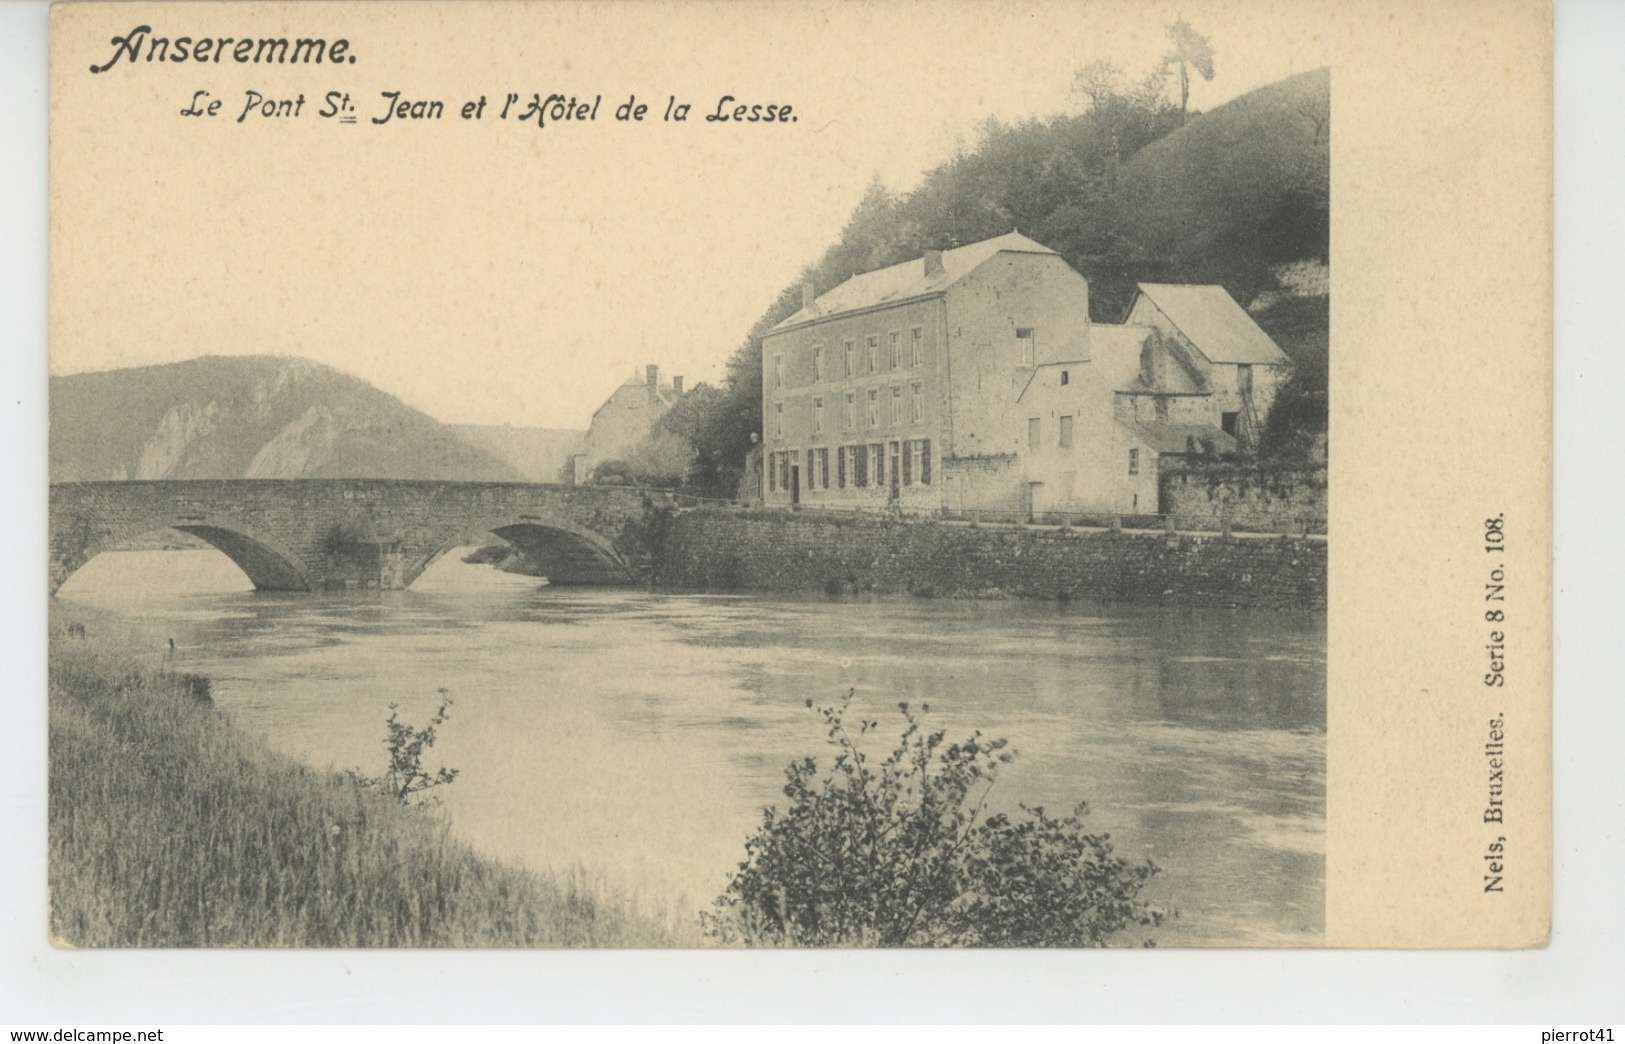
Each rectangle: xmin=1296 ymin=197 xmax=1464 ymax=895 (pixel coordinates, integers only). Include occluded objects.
xmin=1159 ymin=464 xmax=1328 ymax=531
xmin=651 ymin=508 xmax=1325 ymax=610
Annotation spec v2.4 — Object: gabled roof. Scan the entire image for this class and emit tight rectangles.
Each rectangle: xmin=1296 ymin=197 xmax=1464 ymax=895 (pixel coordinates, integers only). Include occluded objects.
xmin=1133 ymin=284 xmax=1290 ymax=366
xmin=596 ymin=375 xmax=676 ymax=416
xmin=1118 ymin=420 xmax=1239 ymax=456
xmin=771 ymin=232 xmax=1060 ymax=331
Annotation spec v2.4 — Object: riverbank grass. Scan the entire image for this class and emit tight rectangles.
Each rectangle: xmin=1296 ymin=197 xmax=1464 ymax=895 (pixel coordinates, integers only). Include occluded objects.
xmin=49 ymin=618 xmax=684 ymax=947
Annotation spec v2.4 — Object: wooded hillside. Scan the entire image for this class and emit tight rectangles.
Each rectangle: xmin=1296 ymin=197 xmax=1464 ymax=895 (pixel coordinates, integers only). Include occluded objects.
xmin=643 ymin=62 xmax=1330 ymax=496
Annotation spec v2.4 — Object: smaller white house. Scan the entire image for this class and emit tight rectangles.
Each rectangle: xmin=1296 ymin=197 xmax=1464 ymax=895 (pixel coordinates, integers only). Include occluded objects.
xmin=1017 ymin=284 xmax=1285 ymax=515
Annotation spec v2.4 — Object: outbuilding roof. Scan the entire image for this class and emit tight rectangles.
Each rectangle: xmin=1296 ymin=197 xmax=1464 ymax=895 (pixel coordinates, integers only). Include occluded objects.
xmin=771 ymin=232 xmax=1059 ymax=331
xmin=1133 ymin=284 xmax=1290 ymax=366
xmin=1118 ymin=420 xmax=1239 ymax=456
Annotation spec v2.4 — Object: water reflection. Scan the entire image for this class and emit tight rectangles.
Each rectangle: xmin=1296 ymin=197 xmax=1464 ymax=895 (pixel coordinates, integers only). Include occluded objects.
xmin=59 ymin=547 xmax=1326 ymax=946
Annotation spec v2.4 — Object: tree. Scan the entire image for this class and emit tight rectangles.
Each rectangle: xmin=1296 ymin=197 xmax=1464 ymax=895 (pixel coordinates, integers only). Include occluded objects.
xmin=1161 ymin=17 xmax=1216 ymax=122
xmin=1070 ymin=60 xmax=1180 ymax=169
xmin=350 ymin=690 xmax=460 ymax=805
xmin=705 ymin=696 xmax=1164 ymax=947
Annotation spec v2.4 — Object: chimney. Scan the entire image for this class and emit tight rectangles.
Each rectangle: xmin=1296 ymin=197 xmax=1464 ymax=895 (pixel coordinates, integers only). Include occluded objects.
xmin=672 ymin=375 xmax=684 ymax=396
xmin=924 ymin=249 xmax=945 ymax=277
xmin=646 ymin=364 xmax=659 ymax=403
xmin=801 ymin=281 xmax=816 ymax=312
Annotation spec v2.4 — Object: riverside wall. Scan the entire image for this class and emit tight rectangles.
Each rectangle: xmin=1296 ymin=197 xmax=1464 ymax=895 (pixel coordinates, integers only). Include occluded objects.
xmin=650 ymin=508 xmax=1325 ymax=610
xmin=1159 ymin=464 xmax=1328 ymax=533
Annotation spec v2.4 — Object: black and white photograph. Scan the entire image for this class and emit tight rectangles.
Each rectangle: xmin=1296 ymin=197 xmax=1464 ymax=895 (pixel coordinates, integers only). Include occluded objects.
xmin=40 ymin=0 xmax=1544 ymax=961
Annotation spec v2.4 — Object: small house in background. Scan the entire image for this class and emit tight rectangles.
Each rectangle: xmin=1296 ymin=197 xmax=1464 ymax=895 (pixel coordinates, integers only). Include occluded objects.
xmin=569 ymin=365 xmax=684 ymax=484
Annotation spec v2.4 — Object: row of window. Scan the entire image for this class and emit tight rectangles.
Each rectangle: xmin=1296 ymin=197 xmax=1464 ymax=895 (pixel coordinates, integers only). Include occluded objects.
xmin=768 ymin=439 xmax=935 ymax=493
xmin=1027 ymin=414 xmax=1075 ymax=450
xmin=773 ymin=327 xmax=926 ymax=390
xmin=773 ymin=383 xmax=926 ymax=437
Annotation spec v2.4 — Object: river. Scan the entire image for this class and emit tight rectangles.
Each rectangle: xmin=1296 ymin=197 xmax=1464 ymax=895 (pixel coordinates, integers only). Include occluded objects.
xmin=58 ymin=548 xmax=1326 ymax=947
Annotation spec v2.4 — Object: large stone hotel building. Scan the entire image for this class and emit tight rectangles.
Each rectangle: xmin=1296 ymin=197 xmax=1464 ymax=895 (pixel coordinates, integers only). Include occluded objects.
xmin=759 ymin=232 xmax=1290 ymax=516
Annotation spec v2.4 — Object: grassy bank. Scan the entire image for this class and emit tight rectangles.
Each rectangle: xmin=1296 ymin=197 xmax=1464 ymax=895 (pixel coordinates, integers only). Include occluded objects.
xmin=49 ymin=614 xmax=686 ymax=947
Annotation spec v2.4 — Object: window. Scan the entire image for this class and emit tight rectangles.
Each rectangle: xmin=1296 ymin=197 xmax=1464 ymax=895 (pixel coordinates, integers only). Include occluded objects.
xmin=852 ymin=445 xmax=868 ymax=488
xmin=1128 ymin=448 xmax=1140 ymax=475
xmin=818 ymin=448 xmax=829 ymax=490
xmin=1027 ymin=417 xmax=1041 ymax=451
xmin=843 ymin=339 xmax=855 ymax=377
xmin=866 ymin=335 xmax=879 ymax=374
xmin=866 ymin=388 xmax=879 ymax=428
xmin=774 ymin=401 xmax=783 ymax=437
xmin=889 ymin=331 xmax=900 ymax=370
xmin=813 ymin=345 xmax=824 ymax=382
xmin=902 ymin=440 xmax=914 ymax=486
xmin=909 ymin=440 xmax=927 ymax=486
xmin=1016 ymin=327 xmax=1035 ymax=367
xmin=806 ymin=448 xmax=816 ymax=490
xmin=774 ymin=354 xmax=784 ymax=389
xmin=870 ymin=443 xmax=885 ymax=485
xmin=1058 ymin=415 xmax=1074 ymax=449
xmin=889 ymin=441 xmax=902 ymax=488
xmin=919 ymin=439 xmax=932 ymax=485
xmin=813 ymin=396 xmax=825 ymax=434
xmin=1060 ymin=370 xmax=1069 ymax=386
xmin=768 ymin=453 xmax=776 ymax=492
xmin=910 ymin=327 xmax=923 ymax=367
xmin=1221 ymin=412 xmax=1239 ymax=436
xmin=837 ymin=446 xmax=847 ymax=488
xmin=843 ymin=391 xmax=855 ymax=430
xmin=890 ymin=386 xmax=903 ymax=425
xmin=780 ymin=453 xmax=790 ymax=491
xmin=911 ymin=382 xmax=923 ymax=423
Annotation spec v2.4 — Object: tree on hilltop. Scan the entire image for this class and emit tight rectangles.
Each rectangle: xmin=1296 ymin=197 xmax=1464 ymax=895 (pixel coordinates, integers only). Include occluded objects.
xmin=1160 ymin=17 xmax=1216 ymax=122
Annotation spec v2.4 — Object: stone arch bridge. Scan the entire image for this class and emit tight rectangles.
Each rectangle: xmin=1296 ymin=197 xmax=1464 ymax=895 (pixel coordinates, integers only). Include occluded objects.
xmin=50 ymin=480 xmax=677 ymax=594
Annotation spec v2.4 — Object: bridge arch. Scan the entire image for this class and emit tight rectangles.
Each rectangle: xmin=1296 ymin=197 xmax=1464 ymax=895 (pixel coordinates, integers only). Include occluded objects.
xmin=405 ymin=514 xmax=636 ymax=589
xmin=51 ymin=516 xmax=315 ymax=595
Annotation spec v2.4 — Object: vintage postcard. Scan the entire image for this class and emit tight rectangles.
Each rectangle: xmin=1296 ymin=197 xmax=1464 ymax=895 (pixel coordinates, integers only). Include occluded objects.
xmin=46 ymin=0 xmax=1550 ymax=949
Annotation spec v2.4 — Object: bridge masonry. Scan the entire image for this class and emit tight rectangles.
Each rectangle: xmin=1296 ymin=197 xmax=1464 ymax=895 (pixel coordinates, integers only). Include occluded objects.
xmin=49 ymin=480 xmax=676 ymax=594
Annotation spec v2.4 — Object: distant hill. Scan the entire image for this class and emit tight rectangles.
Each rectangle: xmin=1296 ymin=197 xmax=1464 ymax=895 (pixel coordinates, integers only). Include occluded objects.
xmin=449 ymin=424 xmax=585 ymax=483
xmin=50 ymin=355 xmax=523 ymax=483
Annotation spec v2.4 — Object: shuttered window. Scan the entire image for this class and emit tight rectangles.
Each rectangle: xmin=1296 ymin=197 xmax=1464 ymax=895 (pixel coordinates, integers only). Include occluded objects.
xmin=921 ymin=439 xmax=932 ymax=485
xmin=837 ymin=446 xmax=846 ymax=488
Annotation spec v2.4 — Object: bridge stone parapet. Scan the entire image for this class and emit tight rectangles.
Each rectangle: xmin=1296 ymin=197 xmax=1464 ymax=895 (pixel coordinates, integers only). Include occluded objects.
xmin=49 ymin=480 xmax=674 ymax=594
